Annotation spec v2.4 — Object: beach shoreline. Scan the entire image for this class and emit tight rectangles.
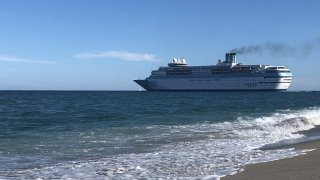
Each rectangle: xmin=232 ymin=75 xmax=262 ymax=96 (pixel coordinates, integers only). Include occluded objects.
xmin=222 ymin=130 xmax=320 ymax=180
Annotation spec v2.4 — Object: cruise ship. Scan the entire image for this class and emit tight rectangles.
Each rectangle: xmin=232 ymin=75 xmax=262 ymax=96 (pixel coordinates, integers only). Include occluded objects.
xmin=134 ymin=53 xmax=292 ymax=91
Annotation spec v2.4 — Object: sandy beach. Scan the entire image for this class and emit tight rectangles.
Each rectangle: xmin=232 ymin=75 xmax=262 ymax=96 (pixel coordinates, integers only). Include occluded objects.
xmin=223 ymin=139 xmax=320 ymax=180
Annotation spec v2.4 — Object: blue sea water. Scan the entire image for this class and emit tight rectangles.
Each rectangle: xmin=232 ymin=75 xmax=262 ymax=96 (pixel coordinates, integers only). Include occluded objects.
xmin=1 ymin=91 xmax=320 ymax=179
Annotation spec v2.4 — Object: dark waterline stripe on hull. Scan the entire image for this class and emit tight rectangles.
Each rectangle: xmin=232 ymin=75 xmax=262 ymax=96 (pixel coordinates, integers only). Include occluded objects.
xmin=144 ymin=89 xmax=287 ymax=92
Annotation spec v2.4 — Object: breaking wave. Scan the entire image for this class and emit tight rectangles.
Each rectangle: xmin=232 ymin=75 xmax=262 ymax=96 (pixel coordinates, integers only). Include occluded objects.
xmin=2 ymin=107 xmax=320 ymax=179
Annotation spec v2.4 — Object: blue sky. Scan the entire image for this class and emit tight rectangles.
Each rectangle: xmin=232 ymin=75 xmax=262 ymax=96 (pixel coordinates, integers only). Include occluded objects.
xmin=0 ymin=0 xmax=319 ymax=90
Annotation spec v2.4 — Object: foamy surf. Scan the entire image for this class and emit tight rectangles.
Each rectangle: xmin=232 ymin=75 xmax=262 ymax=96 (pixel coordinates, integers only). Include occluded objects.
xmin=2 ymin=107 xmax=320 ymax=179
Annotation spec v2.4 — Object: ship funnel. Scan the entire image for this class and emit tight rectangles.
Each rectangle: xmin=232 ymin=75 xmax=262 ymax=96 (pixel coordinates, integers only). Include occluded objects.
xmin=225 ymin=53 xmax=237 ymax=63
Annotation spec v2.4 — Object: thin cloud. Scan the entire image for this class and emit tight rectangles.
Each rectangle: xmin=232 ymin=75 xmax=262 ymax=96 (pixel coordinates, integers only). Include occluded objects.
xmin=0 ymin=56 xmax=57 ymax=64
xmin=73 ymin=51 xmax=158 ymax=62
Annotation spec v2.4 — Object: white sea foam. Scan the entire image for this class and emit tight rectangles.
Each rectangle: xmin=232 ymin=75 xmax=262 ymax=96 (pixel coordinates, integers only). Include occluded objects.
xmin=2 ymin=107 xmax=320 ymax=179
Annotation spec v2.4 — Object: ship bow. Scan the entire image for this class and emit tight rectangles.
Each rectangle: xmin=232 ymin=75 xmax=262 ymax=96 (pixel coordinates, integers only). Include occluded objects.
xmin=134 ymin=80 xmax=152 ymax=91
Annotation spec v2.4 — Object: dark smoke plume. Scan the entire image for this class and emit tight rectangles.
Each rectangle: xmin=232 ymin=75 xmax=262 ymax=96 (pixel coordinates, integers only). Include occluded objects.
xmin=229 ymin=38 xmax=320 ymax=57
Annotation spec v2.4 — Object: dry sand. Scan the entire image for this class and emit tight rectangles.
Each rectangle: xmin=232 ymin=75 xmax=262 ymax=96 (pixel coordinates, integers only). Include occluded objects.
xmin=222 ymin=140 xmax=320 ymax=180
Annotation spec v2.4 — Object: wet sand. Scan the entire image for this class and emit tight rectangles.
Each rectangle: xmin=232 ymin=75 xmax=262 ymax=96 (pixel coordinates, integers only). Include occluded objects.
xmin=223 ymin=138 xmax=320 ymax=180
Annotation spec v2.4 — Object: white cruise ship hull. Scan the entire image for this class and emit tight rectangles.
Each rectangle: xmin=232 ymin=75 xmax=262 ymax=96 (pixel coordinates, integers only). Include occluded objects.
xmin=135 ymin=77 xmax=291 ymax=91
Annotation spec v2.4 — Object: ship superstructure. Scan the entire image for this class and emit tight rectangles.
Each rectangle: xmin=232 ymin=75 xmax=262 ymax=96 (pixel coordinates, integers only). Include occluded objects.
xmin=134 ymin=53 xmax=292 ymax=91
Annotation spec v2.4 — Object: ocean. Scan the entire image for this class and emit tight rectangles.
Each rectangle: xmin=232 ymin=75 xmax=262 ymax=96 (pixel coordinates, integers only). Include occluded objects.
xmin=1 ymin=91 xmax=320 ymax=179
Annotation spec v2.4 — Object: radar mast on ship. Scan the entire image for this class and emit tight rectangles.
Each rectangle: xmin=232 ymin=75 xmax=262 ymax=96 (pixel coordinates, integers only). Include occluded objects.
xmin=168 ymin=57 xmax=187 ymax=67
